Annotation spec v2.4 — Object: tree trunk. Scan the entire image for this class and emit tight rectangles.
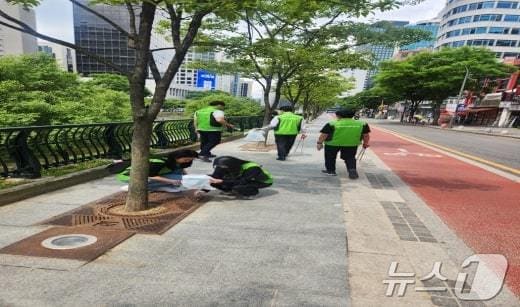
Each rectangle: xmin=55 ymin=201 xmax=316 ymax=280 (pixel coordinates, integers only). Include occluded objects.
xmin=125 ymin=118 xmax=153 ymax=211
xmin=302 ymin=100 xmax=309 ymax=121
xmin=272 ymin=78 xmax=284 ymax=110
xmin=262 ymin=79 xmax=273 ymax=126
xmin=263 ymin=79 xmax=284 ymax=125
xmin=312 ymin=105 xmax=318 ymax=119
xmin=123 ymin=2 xmax=157 ymax=212
xmin=408 ymin=102 xmax=418 ymax=122
xmin=432 ymin=102 xmax=441 ymax=126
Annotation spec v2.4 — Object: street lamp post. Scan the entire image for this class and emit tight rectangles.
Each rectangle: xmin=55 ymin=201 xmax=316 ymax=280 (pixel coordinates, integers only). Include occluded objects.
xmin=449 ymin=66 xmax=470 ymax=128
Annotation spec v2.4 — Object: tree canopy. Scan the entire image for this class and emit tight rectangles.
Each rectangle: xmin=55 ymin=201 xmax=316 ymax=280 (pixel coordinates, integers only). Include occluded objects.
xmin=192 ymin=0 xmax=430 ymax=123
xmin=0 ymin=54 xmax=131 ymax=127
xmin=84 ymin=73 xmax=151 ymax=97
xmin=283 ymin=72 xmax=354 ymax=119
xmin=372 ymin=47 xmax=517 ymax=117
xmin=184 ymin=93 xmax=263 ymax=117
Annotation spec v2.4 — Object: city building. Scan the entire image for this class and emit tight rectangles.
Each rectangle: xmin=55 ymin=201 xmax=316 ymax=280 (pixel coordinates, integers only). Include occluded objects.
xmin=238 ymin=80 xmax=253 ymax=97
xmin=356 ymin=20 xmax=409 ymax=90
xmin=38 ymin=42 xmax=77 ymax=72
xmin=342 ymin=69 xmax=368 ymax=95
xmin=0 ymin=0 xmax=37 ymax=56
xmin=436 ymin=0 xmax=520 ymax=58
xmin=72 ymin=1 xmax=241 ymax=99
xmin=165 ymin=50 xmax=244 ymax=99
xmin=438 ymin=56 xmax=520 ymax=127
xmin=72 ymin=0 xmax=171 ymax=75
xmin=401 ymin=19 xmax=440 ymax=51
xmin=392 ymin=49 xmax=424 ymax=61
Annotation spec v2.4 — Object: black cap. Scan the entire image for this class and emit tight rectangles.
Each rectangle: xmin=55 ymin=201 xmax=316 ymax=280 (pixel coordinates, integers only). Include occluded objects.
xmin=209 ymin=101 xmax=226 ymax=107
xmin=336 ymin=108 xmax=356 ymax=118
xmin=279 ymin=106 xmax=294 ymax=112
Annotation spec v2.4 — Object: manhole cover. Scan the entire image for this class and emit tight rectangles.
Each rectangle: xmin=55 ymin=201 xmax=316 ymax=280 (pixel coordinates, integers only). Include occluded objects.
xmin=41 ymin=234 xmax=97 ymax=250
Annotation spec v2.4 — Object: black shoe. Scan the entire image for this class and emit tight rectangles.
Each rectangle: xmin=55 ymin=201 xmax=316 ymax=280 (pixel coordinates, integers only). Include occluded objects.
xmin=348 ymin=169 xmax=359 ymax=179
xmin=322 ymin=170 xmax=337 ymax=176
xmin=276 ymin=157 xmax=286 ymax=161
xmin=219 ymin=191 xmax=235 ymax=196
xmin=199 ymin=156 xmax=212 ymax=163
xmin=237 ymin=195 xmax=255 ymax=200
xmin=208 ymin=154 xmax=217 ymax=158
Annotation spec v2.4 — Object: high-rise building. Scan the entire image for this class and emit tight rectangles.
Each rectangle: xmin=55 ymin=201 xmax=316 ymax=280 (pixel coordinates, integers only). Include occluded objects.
xmin=72 ymin=0 xmax=170 ymax=75
xmin=436 ymin=0 xmax=520 ymax=58
xmin=401 ymin=19 xmax=440 ymax=51
xmin=360 ymin=44 xmax=399 ymax=89
xmin=38 ymin=42 xmax=77 ymax=72
xmin=356 ymin=21 xmax=409 ymax=90
xmin=0 ymin=0 xmax=37 ymax=56
xmin=72 ymin=1 xmax=239 ymax=98
xmin=165 ymin=50 xmax=239 ymax=99
xmin=342 ymin=69 xmax=368 ymax=95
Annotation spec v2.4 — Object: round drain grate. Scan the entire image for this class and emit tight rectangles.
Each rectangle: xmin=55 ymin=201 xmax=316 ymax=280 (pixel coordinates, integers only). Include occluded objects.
xmin=41 ymin=234 xmax=98 ymax=250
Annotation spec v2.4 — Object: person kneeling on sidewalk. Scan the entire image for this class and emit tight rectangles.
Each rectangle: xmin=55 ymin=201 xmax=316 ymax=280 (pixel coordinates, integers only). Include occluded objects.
xmin=114 ymin=149 xmax=199 ymax=192
xmin=317 ymin=108 xmax=370 ymax=178
xmin=209 ymin=156 xmax=273 ymax=199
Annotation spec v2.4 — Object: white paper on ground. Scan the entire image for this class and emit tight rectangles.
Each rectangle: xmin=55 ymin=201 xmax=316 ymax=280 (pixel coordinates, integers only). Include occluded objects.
xmin=181 ymin=175 xmax=215 ymax=190
xmin=155 ymin=186 xmax=185 ymax=193
xmin=244 ymin=129 xmax=266 ymax=142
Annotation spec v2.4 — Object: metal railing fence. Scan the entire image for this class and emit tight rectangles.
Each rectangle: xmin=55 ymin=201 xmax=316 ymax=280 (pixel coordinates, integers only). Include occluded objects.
xmin=0 ymin=116 xmax=263 ymax=178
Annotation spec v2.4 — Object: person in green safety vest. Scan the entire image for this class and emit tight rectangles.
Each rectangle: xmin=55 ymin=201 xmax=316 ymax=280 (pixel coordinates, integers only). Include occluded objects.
xmin=268 ymin=105 xmax=306 ymax=161
xmin=194 ymin=101 xmax=235 ymax=162
xmin=317 ymin=108 xmax=371 ymax=178
xmin=208 ymin=156 xmax=273 ymax=200
xmin=114 ymin=149 xmax=199 ymax=192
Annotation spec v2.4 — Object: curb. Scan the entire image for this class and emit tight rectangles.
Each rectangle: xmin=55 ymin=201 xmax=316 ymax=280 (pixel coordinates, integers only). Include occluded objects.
xmin=0 ymin=166 xmax=109 ymax=207
xmin=0 ymin=134 xmax=246 ymax=207
xmin=395 ymin=122 xmax=520 ymax=139
xmin=427 ymin=125 xmax=520 ymax=139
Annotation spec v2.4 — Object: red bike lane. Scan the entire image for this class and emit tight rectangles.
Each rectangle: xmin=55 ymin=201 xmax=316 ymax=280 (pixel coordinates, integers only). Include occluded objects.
xmin=369 ymin=127 xmax=520 ymax=297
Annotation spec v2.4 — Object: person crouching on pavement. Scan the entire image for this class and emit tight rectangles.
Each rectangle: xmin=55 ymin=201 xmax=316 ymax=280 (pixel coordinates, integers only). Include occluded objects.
xmin=317 ymin=108 xmax=370 ymax=178
xmin=115 ymin=149 xmax=199 ymax=192
xmin=268 ymin=106 xmax=306 ymax=161
xmin=209 ymin=156 xmax=273 ymax=200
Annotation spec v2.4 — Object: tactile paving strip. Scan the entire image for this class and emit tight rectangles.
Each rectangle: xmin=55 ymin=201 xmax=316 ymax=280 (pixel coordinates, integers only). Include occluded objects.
xmin=422 ymin=279 xmax=485 ymax=307
xmin=366 ymin=173 xmax=394 ymax=189
xmin=380 ymin=201 xmax=438 ymax=243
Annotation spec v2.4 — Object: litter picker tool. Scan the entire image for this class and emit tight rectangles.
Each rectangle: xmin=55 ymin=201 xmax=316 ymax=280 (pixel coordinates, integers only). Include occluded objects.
xmin=291 ymin=136 xmax=305 ymax=155
xmin=356 ymin=147 xmax=366 ymax=162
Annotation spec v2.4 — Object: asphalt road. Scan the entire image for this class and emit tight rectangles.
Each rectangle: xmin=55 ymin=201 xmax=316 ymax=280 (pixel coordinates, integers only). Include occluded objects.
xmin=369 ymin=120 xmax=520 ymax=171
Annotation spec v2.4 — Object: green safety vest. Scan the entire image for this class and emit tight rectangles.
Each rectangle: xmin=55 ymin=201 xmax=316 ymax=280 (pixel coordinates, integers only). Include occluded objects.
xmin=325 ymin=119 xmax=365 ymax=147
xmin=195 ymin=106 xmax=223 ymax=132
xmin=274 ymin=112 xmax=303 ymax=135
xmin=241 ymin=162 xmax=273 ymax=184
xmin=116 ymin=159 xmax=170 ymax=183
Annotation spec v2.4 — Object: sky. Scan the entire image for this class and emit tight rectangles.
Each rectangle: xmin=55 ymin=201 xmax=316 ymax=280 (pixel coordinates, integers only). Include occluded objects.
xmin=35 ymin=0 xmax=446 ymax=43
xmin=34 ymin=0 xmax=446 ymax=99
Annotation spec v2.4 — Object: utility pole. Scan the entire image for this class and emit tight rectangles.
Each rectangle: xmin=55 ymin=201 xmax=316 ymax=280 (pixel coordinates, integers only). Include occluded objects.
xmin=449 ymin=66 xmax=470 ymax=128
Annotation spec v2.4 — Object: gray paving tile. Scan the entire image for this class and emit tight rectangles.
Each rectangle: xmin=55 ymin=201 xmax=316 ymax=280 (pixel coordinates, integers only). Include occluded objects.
xmin=431 ymin=296 xmax=459 ymax=307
